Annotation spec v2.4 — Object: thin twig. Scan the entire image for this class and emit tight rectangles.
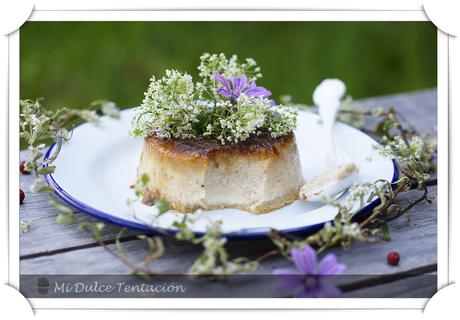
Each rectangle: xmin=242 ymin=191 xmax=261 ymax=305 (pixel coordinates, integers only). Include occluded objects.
xmin=358 ymin=178 xmax=410 ymax=228
xmin=255 ymin=249 xmax=280 ymax=263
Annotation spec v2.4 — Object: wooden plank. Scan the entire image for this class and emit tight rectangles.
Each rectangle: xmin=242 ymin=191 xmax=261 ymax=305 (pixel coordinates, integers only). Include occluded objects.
xmin=20 ymin=184 xmax=437 ymax=298
xmin=361 ymin=89 xmax=438 ymax=182
xmin=356 ymin=89 xmax=437 ymax=181
xmin=256 ymin=185 xmax=437 ymax=275
xmin=357 ymin=89 xmax=437 ymax=137
xmin=343 ymin=272 xmax=437 ymax=298
xmin=20 ymin=186 xmax=437 ymax=276
xmin=19 ymin=172 xmax=141 ymax=257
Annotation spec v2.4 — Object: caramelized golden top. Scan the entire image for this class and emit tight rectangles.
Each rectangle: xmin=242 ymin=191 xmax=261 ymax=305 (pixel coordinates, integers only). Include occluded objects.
xmin=144 ymin=132 xmax=295 ymax=162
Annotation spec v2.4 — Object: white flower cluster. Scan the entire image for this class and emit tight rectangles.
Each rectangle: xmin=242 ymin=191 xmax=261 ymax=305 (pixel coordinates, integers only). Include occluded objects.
xmin=131 ymin=53 xmax=298 ymax=144
xmin=197 ymin=94 xmax=297 ymax=144
xmin=197 ymin=52 xmax=262 ymax=83
xmin=131 ymin=70 xmax=202 ymax=139
xmin=375 ymin=135 xmax=436 ymax=181
xmin=376 ymin=135 xmax=436 ymax=161
xmin=266 ymin=104 xmax=298 ymax=139
xmin=342 ymin=223 xmax=363 ymax=237
xmin=376 ymin=136 xmax=408 ymax=158
xmin=214 ymin=94 xmax=269 ymax=143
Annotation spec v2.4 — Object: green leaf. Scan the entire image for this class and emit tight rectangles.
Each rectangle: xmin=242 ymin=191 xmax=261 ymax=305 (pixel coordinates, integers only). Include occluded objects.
xmin=29 ymin=151 xmax=44 ymax=162
xmin=56 ymin=213 xmax=76 ymax=225
xmin=382 ymin=223 xmax=391 ymax=241
xmin=79 ymin=221 xmax=105 ymax=240
xmin=115 ymin=228 xmax=128 ymax=259
xmin=31 ymin=184 xmax=54 ymax=193
xmin=21 ymin=220 xmax=33 ymax=233
xmin=155 ymin=200 xmax=170 ymax=215
xmin=172 ymin=221 xmax=185 ymax=229
xmin=94 ymin=222 xmax=105 ymax=236
xmin=140 ymin=174 xmax=149 ymax=185
xmin=36 ymin=166 xmax=56 ymax=174
xmin=79 ymin=222 xmax=93 ymax=232
xmin=145 ymin=238 xmax=157 ymax=254
xmin=403 ymin=212 xmax=411 ymax=222
xmin=49 ymin=199 xmax=74 ymax=214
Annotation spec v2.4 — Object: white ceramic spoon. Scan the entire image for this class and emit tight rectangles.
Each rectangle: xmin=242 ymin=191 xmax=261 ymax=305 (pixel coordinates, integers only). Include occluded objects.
xmin=299 ymin=79 xmax=359 ymax=202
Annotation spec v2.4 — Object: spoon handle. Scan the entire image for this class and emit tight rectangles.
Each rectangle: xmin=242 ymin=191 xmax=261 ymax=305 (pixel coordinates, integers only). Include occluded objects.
xmin=313 ymin=79 xmax=346 ymax=169
xmin=319 ymin=101 xmax=340 ymax=169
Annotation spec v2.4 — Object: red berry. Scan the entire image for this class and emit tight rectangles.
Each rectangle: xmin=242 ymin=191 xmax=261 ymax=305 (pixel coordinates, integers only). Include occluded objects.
xmin=20 ymin=161 xmax=31 ymax=174
xmin=387 ymin=251 xmax=400 ymax=266
xmin=20 ymin=189 xmax=25 ymax=204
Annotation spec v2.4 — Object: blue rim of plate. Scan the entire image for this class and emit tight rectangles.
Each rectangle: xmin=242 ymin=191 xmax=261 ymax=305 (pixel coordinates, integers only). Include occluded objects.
xmin=43 ymin=140 xmax=399 ymax=239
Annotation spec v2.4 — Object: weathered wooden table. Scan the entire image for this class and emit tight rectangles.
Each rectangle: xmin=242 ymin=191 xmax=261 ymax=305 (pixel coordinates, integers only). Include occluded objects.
xmin=19 ymin=89 xmax=437 ymax=298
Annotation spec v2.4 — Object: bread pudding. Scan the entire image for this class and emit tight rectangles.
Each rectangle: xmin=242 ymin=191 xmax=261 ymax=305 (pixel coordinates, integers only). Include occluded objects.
xmin=137 ymin=132 xmax=303 ymax=214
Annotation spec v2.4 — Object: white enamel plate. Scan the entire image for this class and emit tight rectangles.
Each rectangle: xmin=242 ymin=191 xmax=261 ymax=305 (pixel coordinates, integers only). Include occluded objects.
xmin=45 ymin=109 xmax=397 ymax=238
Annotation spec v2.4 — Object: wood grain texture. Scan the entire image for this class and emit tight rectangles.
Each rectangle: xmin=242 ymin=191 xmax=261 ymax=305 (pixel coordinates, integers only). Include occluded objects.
xmin=19 ymin=172 xmax=141 ymax=257
xmin=343 ymin=273 xmax=437 ymax=298
xmin=19 ymin=90 xmax=438 ymax=296
xmin=357 ymin=89 xmax=438 ymax=181
xmin=359 ymin=89 xmax=437 ymax=138
xmin=20 ymin=186 xmax=437 ymax=276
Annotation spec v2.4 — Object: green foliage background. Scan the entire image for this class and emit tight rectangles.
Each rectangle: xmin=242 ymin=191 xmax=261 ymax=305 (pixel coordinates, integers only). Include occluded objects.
xmin=20 ymin=22 xmax=436 ymax=109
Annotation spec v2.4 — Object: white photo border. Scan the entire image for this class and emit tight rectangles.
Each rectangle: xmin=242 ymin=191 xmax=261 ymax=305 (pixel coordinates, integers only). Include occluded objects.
xmin=8 ymin=9 xmax=449 ymax=310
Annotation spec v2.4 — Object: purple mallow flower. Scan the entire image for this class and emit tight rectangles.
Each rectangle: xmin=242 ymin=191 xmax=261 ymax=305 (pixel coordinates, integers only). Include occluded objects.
xmin=214 ymin=71 xmax=271 ymax=100
xmin=273 ymin=245 xmax=346 ymax=298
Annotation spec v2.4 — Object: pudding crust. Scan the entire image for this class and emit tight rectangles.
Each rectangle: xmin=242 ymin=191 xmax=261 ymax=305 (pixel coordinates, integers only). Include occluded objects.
xmin=144 ymin=132 xmax=295 ymax=163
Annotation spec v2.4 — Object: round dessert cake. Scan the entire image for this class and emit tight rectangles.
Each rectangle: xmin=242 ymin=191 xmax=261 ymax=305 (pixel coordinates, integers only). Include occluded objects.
xmin=137 ymin=132 xmax=303 ymax=214
xmin=131 ymin=52 xmax=302 ymax=214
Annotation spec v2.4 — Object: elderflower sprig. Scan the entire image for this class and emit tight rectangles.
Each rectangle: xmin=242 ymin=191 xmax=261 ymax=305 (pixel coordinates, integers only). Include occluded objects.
xmin=197 ymin=53 xmax=262 ymax=95
xmin=130 ymin=52 xmax=298 ymax=144
xmin=173 ymin=216 xmax=259 ymax=275
xmin=130 ymin=70 xmax=200 ymax=139
xmin=20 ymin=98 xmax=120 ymax=226
xmin=375 ymin=135 xmax=436 ymax=182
